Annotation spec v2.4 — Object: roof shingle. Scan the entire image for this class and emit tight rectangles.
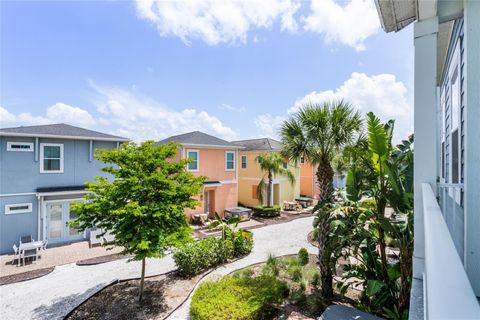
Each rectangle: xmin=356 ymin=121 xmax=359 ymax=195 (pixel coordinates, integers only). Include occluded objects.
xmin=157 ymin=131 xmax=239 ymax=148
xmin=0 ymin=123 xmax=128 ymax=141
xmin=232 ymin=138 xmax=282 ymax=151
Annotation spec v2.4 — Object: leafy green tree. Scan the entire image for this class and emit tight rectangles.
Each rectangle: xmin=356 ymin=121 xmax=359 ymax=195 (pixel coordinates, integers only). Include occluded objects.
xmin=71 ymin=141 xmax=205 ymax=301
xmin=281 ymin=101 xmax=362 ymax=298
xmin=255 ymin=152 xmax=296 ymax=207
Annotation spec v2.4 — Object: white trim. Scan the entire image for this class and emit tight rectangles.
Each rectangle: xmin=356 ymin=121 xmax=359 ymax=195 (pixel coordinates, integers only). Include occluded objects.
xmin=0 ymin=132 xmax=129 ymax=142
xmin=36 ymin=190 xmax=87 ymax=197
xmin=179 ymin=143 xmax=243 ymax=150
xmin=225 ymin=151 xmax=235 ymax=171
xmin=40 ymin=143 xmax=64 ymax=173
xmin=219 ymin=180 xmax=238 ymax=184
xmin=37 ymin=195 xmax=42 ymax=240
xmin=5 ymin=203 xmax=32 ymax=214
xmin=7 ymin=141 xmax=34 ymax=152
xmin=0 ymin=192 xmax=37 ymax=197
xmin=186 ymin=149 xmax=199 ymax=172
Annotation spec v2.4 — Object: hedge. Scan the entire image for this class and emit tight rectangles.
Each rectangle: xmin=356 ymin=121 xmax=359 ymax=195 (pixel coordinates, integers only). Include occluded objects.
xmin=253 ymin=205 xmax=281 ymax=217
xmin=190 ymin=275 xmax=288 ymax=320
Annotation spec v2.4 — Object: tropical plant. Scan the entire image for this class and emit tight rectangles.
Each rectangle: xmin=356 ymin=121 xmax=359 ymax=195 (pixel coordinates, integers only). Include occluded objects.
xmin=255 ymin=152 xmax=295 ymax=207
xmin=281 ymin=100 xmax=362 ymax=299
xmin=70 ymin=141 xmax=205 ymax=301
xmin=341 ymin=113 xmax=414 ymax=316
xmin=209 ymin=212 xmax=240 ymax=241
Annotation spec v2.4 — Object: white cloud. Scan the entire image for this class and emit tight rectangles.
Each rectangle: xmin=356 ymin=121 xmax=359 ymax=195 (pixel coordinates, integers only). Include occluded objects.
xmin=219 ymin=103 xmax=246 ymax=113
xmin=135 ymin=0 xmax=301 ymax=45
xmin=254 ymin=113 xmax=286 ymax=139
xmin=0 ymin=103 xmax=97 ymax=128
xmin=302 ymin=0 xmax=380 ymax=51
xmin=90 ymin=81 xmax=237 ymax=142
xmin=289 ymin=72 xmax=413 ymax=141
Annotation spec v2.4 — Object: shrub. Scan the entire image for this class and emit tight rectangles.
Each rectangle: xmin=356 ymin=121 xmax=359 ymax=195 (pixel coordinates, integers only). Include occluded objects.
xmin=253 ymin=205 xmax=281 ymax=218
xmin=232 ymin=230 xmax=254 ymax=256
xmin=263 ymin=254 xmax=279 ymax=276
xmin=311 ymin=271 xmax=320 ymax=287
xmin=298 ymin=248 xmax=309 ymax=266
xmin=312 ymin=228 xmax=319 ymax=241
xmin=290 ymin=266 xmax=303 ymax=282
xmin=190 ymin=275 xmax=288 ymax=320
xmin=174 ymin=237 xmax=233 ymax=277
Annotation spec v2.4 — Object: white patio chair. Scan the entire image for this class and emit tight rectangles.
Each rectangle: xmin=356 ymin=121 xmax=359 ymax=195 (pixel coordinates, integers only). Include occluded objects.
xmin=38 ymin=240 xmax=48 ymax=259
xmin=12 ymin=244 xmax=23 ymax=266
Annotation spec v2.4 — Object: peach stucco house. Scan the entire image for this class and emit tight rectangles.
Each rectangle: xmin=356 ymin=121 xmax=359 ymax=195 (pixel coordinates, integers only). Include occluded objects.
xmin=157 ymin=131 xmax=242 ymax=220
xmin=299 ymin=158 xmax=320 ymax=200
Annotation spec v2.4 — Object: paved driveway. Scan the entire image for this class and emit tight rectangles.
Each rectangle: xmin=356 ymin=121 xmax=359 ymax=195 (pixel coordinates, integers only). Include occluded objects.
xmin=0 ymin=216 xmax=315 ymax=320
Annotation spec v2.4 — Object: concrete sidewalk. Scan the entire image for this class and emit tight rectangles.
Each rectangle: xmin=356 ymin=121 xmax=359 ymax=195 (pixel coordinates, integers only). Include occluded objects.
xmin=0 ymin=216 xmax=314 ymax=320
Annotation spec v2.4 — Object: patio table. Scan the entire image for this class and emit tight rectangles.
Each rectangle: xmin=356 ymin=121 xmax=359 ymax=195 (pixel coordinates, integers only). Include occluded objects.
xmin=295 ymin=197 xmax=313 ymax=208
xmin=18 ymin=241 xmax=43 ymax=266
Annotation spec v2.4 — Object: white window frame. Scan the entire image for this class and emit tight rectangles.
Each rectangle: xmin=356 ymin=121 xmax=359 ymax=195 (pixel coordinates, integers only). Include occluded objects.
xmin=225 ymin=151 xmax=235 ymax=171
xmin=447 ymin=40 xmax=461 ymax=204
xmin=186 ymin=149 xmax=199 ymax=172
xmin=7 ymin=142 xmax=34 ymax=152
xmin=5 ymin=203 xmax=32 ymax=215
xmin=40 ymin=143 xmax=64 ymax=173
xmin=241 ymin=155 xmax=247 ymax=169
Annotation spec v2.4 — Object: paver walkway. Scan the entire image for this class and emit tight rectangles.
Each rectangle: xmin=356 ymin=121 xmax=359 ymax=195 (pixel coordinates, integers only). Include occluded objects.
xmin=0 ymin=216 xmax=315 ymax=320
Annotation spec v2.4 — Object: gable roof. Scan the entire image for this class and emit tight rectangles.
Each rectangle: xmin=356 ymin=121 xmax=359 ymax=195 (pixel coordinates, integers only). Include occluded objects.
xmin=157 ymin=131 xmax=240 ymax=148
xmin=232 ymin=138 xmax=282 ymax=151
xmin=0 ymin=123 xmax=129 ymax=141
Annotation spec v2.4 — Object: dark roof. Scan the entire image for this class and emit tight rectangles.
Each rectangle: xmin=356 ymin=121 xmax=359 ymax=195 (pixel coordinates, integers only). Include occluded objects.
xmin=232 ymin=138 xmax=282 ymax=151
xmin=157 ymin=131 xmax=239 ymax=148
xmin=0 ymin=123 xmax=128 ymax=141
xmin=36 ymin=185 xmax=86 ymax=193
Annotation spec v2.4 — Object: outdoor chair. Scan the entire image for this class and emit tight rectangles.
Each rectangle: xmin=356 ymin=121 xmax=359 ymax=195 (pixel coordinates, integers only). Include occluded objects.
xmin=22 ymin=249 xmax=38 ymax=265
xmin=20 ymin=235 xmax=33 ymax=244
xmin=12 ymin=244 xmax=23 ymax=266
xmin=38 ymin=240 xmax=48 ymax=259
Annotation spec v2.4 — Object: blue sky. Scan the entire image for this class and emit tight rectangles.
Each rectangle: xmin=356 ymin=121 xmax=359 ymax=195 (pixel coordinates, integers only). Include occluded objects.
xmin=1 ymin=0 xmax=413 ymax=142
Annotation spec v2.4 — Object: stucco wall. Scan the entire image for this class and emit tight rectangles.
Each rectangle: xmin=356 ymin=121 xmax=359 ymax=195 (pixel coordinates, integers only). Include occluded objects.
xmin=300 ymin=161 xmax=320 ymax=199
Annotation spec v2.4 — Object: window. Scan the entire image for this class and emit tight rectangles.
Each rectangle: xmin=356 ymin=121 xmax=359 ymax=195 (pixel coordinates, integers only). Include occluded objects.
xmin=40 ymin=143 xmax=64 ymax=173
xmin=241 ymin=155 xmax=247 ymax=169
xmin=5 ymin=203 xmax=32 ymax=215
xmin=300 ymin=157 xmax=305 ymax=164
xmin=187 ymin=150 xmax=199 ymax=171
xmin=226 ymin=151 xmax=235 ymax=171
xmin=283 ymin=162 xmax=288 ymax=169
xmin=450 ymin=55 xmax=460 ymax=184
xmin=7 ymin=142 xmax=34 ymax=152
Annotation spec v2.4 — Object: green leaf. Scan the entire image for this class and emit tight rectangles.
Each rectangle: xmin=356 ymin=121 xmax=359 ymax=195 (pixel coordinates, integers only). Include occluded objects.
xmin=367 ymin=112 xmax=388 ymax=159
xmin=366 ymin=279 xmax=385 ymax=296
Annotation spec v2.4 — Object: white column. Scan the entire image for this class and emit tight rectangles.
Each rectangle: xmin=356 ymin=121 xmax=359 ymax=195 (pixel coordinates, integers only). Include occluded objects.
xmin=463 ymin=0 xmax=480 ymax=296
xmin=413 ymin=17 xmax=438 ymax=279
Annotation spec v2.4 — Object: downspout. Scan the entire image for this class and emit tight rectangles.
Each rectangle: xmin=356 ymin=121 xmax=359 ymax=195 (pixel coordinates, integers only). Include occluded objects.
xmin=37 ymin=194 xmax=41 ymax=240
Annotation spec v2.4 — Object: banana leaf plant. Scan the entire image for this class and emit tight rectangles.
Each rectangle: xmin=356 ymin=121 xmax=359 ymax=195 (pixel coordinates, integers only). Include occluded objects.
xmin=208 ymin=212 xmax=241 ymax=241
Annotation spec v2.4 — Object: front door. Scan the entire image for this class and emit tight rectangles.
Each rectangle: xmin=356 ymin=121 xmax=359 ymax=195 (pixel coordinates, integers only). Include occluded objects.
xmin=204 ymin=191 xmax=210 ymax=214
xmin=46 ymin=201 xmax=84 ymax=244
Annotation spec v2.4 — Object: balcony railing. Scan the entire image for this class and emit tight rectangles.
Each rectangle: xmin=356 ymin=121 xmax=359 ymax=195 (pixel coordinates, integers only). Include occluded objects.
xmin=422 ymin=183 xmax=480 ymax=319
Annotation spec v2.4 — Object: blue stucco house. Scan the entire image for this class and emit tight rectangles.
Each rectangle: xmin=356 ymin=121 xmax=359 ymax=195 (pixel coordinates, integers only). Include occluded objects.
xmin=0 ymin=123 xmax=128 ymax=254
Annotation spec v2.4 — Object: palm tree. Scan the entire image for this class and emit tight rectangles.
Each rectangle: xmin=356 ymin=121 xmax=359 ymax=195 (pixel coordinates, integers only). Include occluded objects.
xmin=281 ymin=101 xmax=362 ymax=298
xmin=255 ymin=152 xmax=296 ymax=207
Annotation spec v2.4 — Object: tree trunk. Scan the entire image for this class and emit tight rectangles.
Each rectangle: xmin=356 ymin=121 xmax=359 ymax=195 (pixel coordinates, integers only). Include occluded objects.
xmin=399 ymin=241 xmax=413 ymax=312
xmin=138 ymin=258 xmax=146 ymax=302
xmin=267 ymin=171 xmax=273 ymax=207
xmin=315 ymin=160 xmax=335 ymax=299
xmin=376 ymin=200 xmax=389 ymax=282
xmin=316 ymin=159 xmax=334 ymax=203
xmin=317 ymin=211 xmax=333 ymax=299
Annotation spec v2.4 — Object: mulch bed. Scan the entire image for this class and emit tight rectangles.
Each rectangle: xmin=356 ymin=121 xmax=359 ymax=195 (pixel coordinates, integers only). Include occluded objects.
xmin=66 ymin=271 xmax=205 ymax=320
xmin=250 ymin=212 xmax=313 ymax=227
xmin=77 ymin=253 xmax=132 ymax=266
xmin=0 ymin=267 xmax=54 ymax=285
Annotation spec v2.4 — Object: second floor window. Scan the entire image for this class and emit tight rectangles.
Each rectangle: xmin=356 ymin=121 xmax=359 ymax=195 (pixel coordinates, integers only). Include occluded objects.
xmin=187 ymin=150 xmax=199 ymax=171
xmin=241 ymin=155 xmax=247 ymax=169
xmin=40 ymin=143 xmax=64 ymax=173
xmin=300 ymin=156 xmax=305 ymax=164
xmin=283 ymin=162 xmax=288 ymax=169
xmin=226 ymin=151 xmax=235 ymax=171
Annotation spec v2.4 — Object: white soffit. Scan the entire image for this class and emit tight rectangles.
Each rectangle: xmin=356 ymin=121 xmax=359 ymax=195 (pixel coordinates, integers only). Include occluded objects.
xmin=437 ymin=21 xmax=454 ymax=85
xmin=375 ymin=0 xmax=417 ymax=33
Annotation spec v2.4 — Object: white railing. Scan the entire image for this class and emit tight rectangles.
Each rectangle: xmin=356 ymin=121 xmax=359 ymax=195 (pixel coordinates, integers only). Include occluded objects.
xmin=422 ymin=183 xmax=480 ymax=319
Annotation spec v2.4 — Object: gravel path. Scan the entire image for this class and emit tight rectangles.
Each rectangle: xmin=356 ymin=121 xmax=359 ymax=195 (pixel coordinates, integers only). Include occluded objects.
xmin=0 ymin=216 xmax=315 ymax=320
